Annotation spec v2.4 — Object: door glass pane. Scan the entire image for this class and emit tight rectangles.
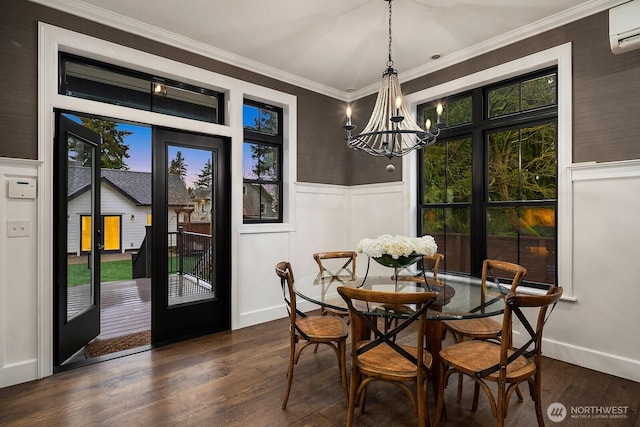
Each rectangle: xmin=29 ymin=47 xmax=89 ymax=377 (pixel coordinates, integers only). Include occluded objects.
xmin=81 ymin=216 xmax=92 ymax=252
xmin=67 ymin=137 xmax=95 ymax=320
xmin=167 ymin=146 xmax=216 ymax=305
xmin=103 ymin=216 xmax=121 ymax=251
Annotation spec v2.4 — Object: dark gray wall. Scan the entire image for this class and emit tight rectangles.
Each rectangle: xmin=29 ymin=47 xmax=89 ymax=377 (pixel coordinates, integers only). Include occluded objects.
xmin=1 ymin=2 xmax=639 ymax=186
xmin=0 ymin=0 xmax=351 ymax=185
xmin=401 ymin=11 xmax=640 ymax=165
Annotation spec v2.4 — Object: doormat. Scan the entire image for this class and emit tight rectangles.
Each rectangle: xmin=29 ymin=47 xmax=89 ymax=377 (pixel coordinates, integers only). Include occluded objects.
xmin=86 ymin=330 xmax=151 ymax=358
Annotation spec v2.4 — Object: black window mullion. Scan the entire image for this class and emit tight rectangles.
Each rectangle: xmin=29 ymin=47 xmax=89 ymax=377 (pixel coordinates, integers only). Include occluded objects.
xmin=242 ymin=100 xmax=283 ymax=224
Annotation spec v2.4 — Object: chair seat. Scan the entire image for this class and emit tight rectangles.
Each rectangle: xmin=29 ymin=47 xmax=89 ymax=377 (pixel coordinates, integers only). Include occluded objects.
xmin=443 ymin=317 xmax=502 ymax=338
xmin=297 ymin=316 xmax=348 ymax=340
xmin=440 ymin=340 xmax=535 ymax=381
xmin=358 ymin=341 xmax=433 ymax=378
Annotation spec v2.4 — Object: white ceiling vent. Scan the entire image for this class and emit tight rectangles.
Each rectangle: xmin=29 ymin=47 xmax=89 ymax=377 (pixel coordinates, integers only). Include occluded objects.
xmin=610 ymin=0 xmax=640 ymax=54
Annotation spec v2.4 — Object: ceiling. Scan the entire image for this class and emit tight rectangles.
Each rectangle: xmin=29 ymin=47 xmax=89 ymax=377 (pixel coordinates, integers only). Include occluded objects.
xmin=36 ymin=0 xmax=623 ymax=99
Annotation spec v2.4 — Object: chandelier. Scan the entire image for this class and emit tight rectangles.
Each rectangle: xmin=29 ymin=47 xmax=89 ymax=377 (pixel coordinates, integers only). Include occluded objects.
xmin=344 ymin=0 xmax=442 ymax=160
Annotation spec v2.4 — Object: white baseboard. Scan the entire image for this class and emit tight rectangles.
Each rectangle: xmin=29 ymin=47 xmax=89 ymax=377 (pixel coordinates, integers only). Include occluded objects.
xmin=0 ymin=359 xmax=39 ymax=388
xmin=543 ymin=338 xmax=640 ymax=383
xmin=236 ymin=299 xmax=320 ymax=330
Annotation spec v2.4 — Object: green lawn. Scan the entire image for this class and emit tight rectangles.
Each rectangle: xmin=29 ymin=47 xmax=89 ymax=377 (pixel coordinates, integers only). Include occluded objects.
xmin=66 ymin=255 xmax=194 ymax=286
xmin=67 ymin=259 xmax=132 ymax=286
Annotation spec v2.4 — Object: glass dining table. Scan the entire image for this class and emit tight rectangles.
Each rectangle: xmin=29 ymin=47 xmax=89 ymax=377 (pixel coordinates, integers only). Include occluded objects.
xmin=294 ymin=270 xmax=509 ymax=397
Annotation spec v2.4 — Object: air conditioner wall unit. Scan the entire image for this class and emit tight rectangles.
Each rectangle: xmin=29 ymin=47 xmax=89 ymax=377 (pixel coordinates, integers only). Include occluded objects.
xmin=610 ymin=0 xmax=640 ymax=54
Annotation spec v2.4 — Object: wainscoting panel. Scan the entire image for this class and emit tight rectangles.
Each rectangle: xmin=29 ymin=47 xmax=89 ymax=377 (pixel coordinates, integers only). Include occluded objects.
xmin=0 ymin=158 xmax=40 ymax=388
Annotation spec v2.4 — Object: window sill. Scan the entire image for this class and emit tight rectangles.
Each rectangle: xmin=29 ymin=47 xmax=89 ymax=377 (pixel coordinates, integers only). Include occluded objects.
xmin=238 ymin=223 xmax=295 ymax=234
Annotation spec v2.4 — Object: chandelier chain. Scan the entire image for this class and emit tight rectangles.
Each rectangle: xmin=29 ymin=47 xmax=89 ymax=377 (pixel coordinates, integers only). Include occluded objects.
xmin=387 ymin=0 xmax=393 ymax=67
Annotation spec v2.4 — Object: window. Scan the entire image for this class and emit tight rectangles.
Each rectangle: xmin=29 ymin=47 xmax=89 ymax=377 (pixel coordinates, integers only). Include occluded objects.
xmin=60 ymin=53 xmax=224 ymax=124
xmin=418 ymin=68 xmax=557 ymax=287
xmin=242 ymin=100 xmax=283 ymax=223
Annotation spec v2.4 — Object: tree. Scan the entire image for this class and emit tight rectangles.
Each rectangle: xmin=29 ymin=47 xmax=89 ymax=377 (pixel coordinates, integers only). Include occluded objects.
xmin=79 ymin=118 xmax=132 ymax=170
xmin=195 ymin=158 xmax=212 ymax=188
xmin=250 ymin=145 xmax=277 ymax=180
xmin=168 ymin=151 xmax=187 ymax=179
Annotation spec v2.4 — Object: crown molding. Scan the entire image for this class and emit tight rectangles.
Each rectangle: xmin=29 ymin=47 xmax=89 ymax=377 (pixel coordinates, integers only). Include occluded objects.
xmin=28 ymin=0 xmax=346 ymax=100
xmin=29 ymin=0 xmax=627 ymax=102
xmin=346 ymin=0 xmax=628 ymax=102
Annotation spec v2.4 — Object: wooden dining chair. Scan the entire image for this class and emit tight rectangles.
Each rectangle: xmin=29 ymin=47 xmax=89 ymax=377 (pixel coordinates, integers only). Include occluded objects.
xmin=394 ymin=253 xmax=445 ymax=281
xmin=313 ymin=251 xmax=357 ymax=319
xmin=275 ymin=261 xmax=349 ymax=409
xmin=442 ymin=259 xmax=527 ymax=402
xmin=385 ymin=253 xmax=444 ymax=334
xmin=337 ymin=286 xmax=438 ymax=427
xmin=434 ymin=285 xmax=563 ymax=427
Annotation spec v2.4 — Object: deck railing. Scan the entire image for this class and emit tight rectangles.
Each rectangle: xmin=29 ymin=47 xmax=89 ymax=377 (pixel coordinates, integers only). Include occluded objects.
xmin=169 ymin=227 xmax=213 ymax=285
xmin=132 ymin=226 xmax=213 ymax=286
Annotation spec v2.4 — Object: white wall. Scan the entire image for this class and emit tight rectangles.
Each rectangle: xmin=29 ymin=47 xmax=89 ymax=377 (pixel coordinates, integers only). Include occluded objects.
xmin=0 ymin=158 xmax=40 ymax=387
xmin=234 ymin=181 xmax=408 ymax=329
xmin=541 ymin=161 xmax=640 ymax=381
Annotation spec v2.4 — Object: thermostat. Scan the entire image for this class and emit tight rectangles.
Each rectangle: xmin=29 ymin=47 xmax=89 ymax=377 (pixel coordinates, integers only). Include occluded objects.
xmin=7 ymin=178 xmax=37 ymax=199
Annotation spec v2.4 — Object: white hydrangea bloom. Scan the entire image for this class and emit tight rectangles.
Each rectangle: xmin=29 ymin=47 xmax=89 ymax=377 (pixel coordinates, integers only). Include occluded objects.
xmin=356 ymin=234 xmax=437 ymax=259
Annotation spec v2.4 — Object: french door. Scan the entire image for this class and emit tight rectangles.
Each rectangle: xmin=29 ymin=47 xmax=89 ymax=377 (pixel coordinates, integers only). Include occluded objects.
xmin=54 ymin=114 xmax=102 ymax=365
xmin=152 ymin=128 xmax=231 ymax=343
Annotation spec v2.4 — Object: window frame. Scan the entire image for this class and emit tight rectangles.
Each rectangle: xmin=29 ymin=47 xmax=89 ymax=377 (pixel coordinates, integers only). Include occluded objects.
xmin=402 ymin=42 xmax=578 ymax=302
xmin=242 ymin=99 xmax=284 ymax=224
xmin=416 ymin=66 xmax=560 ymax=288
xmin=59 ymin=53 xmax=225 ymax=125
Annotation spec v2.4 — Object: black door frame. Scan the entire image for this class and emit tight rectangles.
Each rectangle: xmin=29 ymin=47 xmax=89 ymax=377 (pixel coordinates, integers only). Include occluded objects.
xmin=151 ymin=127 xmax=231 ymax=344
xmin=54 ymin=113 xmax=102 ymax=367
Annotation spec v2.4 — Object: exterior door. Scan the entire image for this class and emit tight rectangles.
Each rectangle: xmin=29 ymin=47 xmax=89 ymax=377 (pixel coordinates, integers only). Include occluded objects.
xmin=80 ymin=215 xmax=122 ymax=253
xmin=54 ymin=114 xmax=102 ymax=365
xmin=152 ymin=128 xmax=230 ymax=343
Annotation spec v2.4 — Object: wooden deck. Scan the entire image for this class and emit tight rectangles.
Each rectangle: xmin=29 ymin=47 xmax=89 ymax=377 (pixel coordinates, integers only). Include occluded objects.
xmin=70 ymin=275 xmax=212 ymax=341
xmin=99 ymin=278 xmax=151 ymax=339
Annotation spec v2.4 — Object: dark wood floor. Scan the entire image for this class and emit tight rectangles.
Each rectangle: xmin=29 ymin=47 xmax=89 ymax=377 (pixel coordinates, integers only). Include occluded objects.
xmin=2 ymin=316 xmax=639 ymax=426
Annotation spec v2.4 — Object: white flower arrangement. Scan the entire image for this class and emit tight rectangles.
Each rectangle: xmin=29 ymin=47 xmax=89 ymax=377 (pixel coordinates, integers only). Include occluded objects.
xmin=356 ymin=234 xmax=437 ymax=259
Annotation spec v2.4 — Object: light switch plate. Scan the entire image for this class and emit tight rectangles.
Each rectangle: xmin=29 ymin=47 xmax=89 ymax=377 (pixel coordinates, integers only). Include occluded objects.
xmin=7 ymin=220 xmax=30 ymax=237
